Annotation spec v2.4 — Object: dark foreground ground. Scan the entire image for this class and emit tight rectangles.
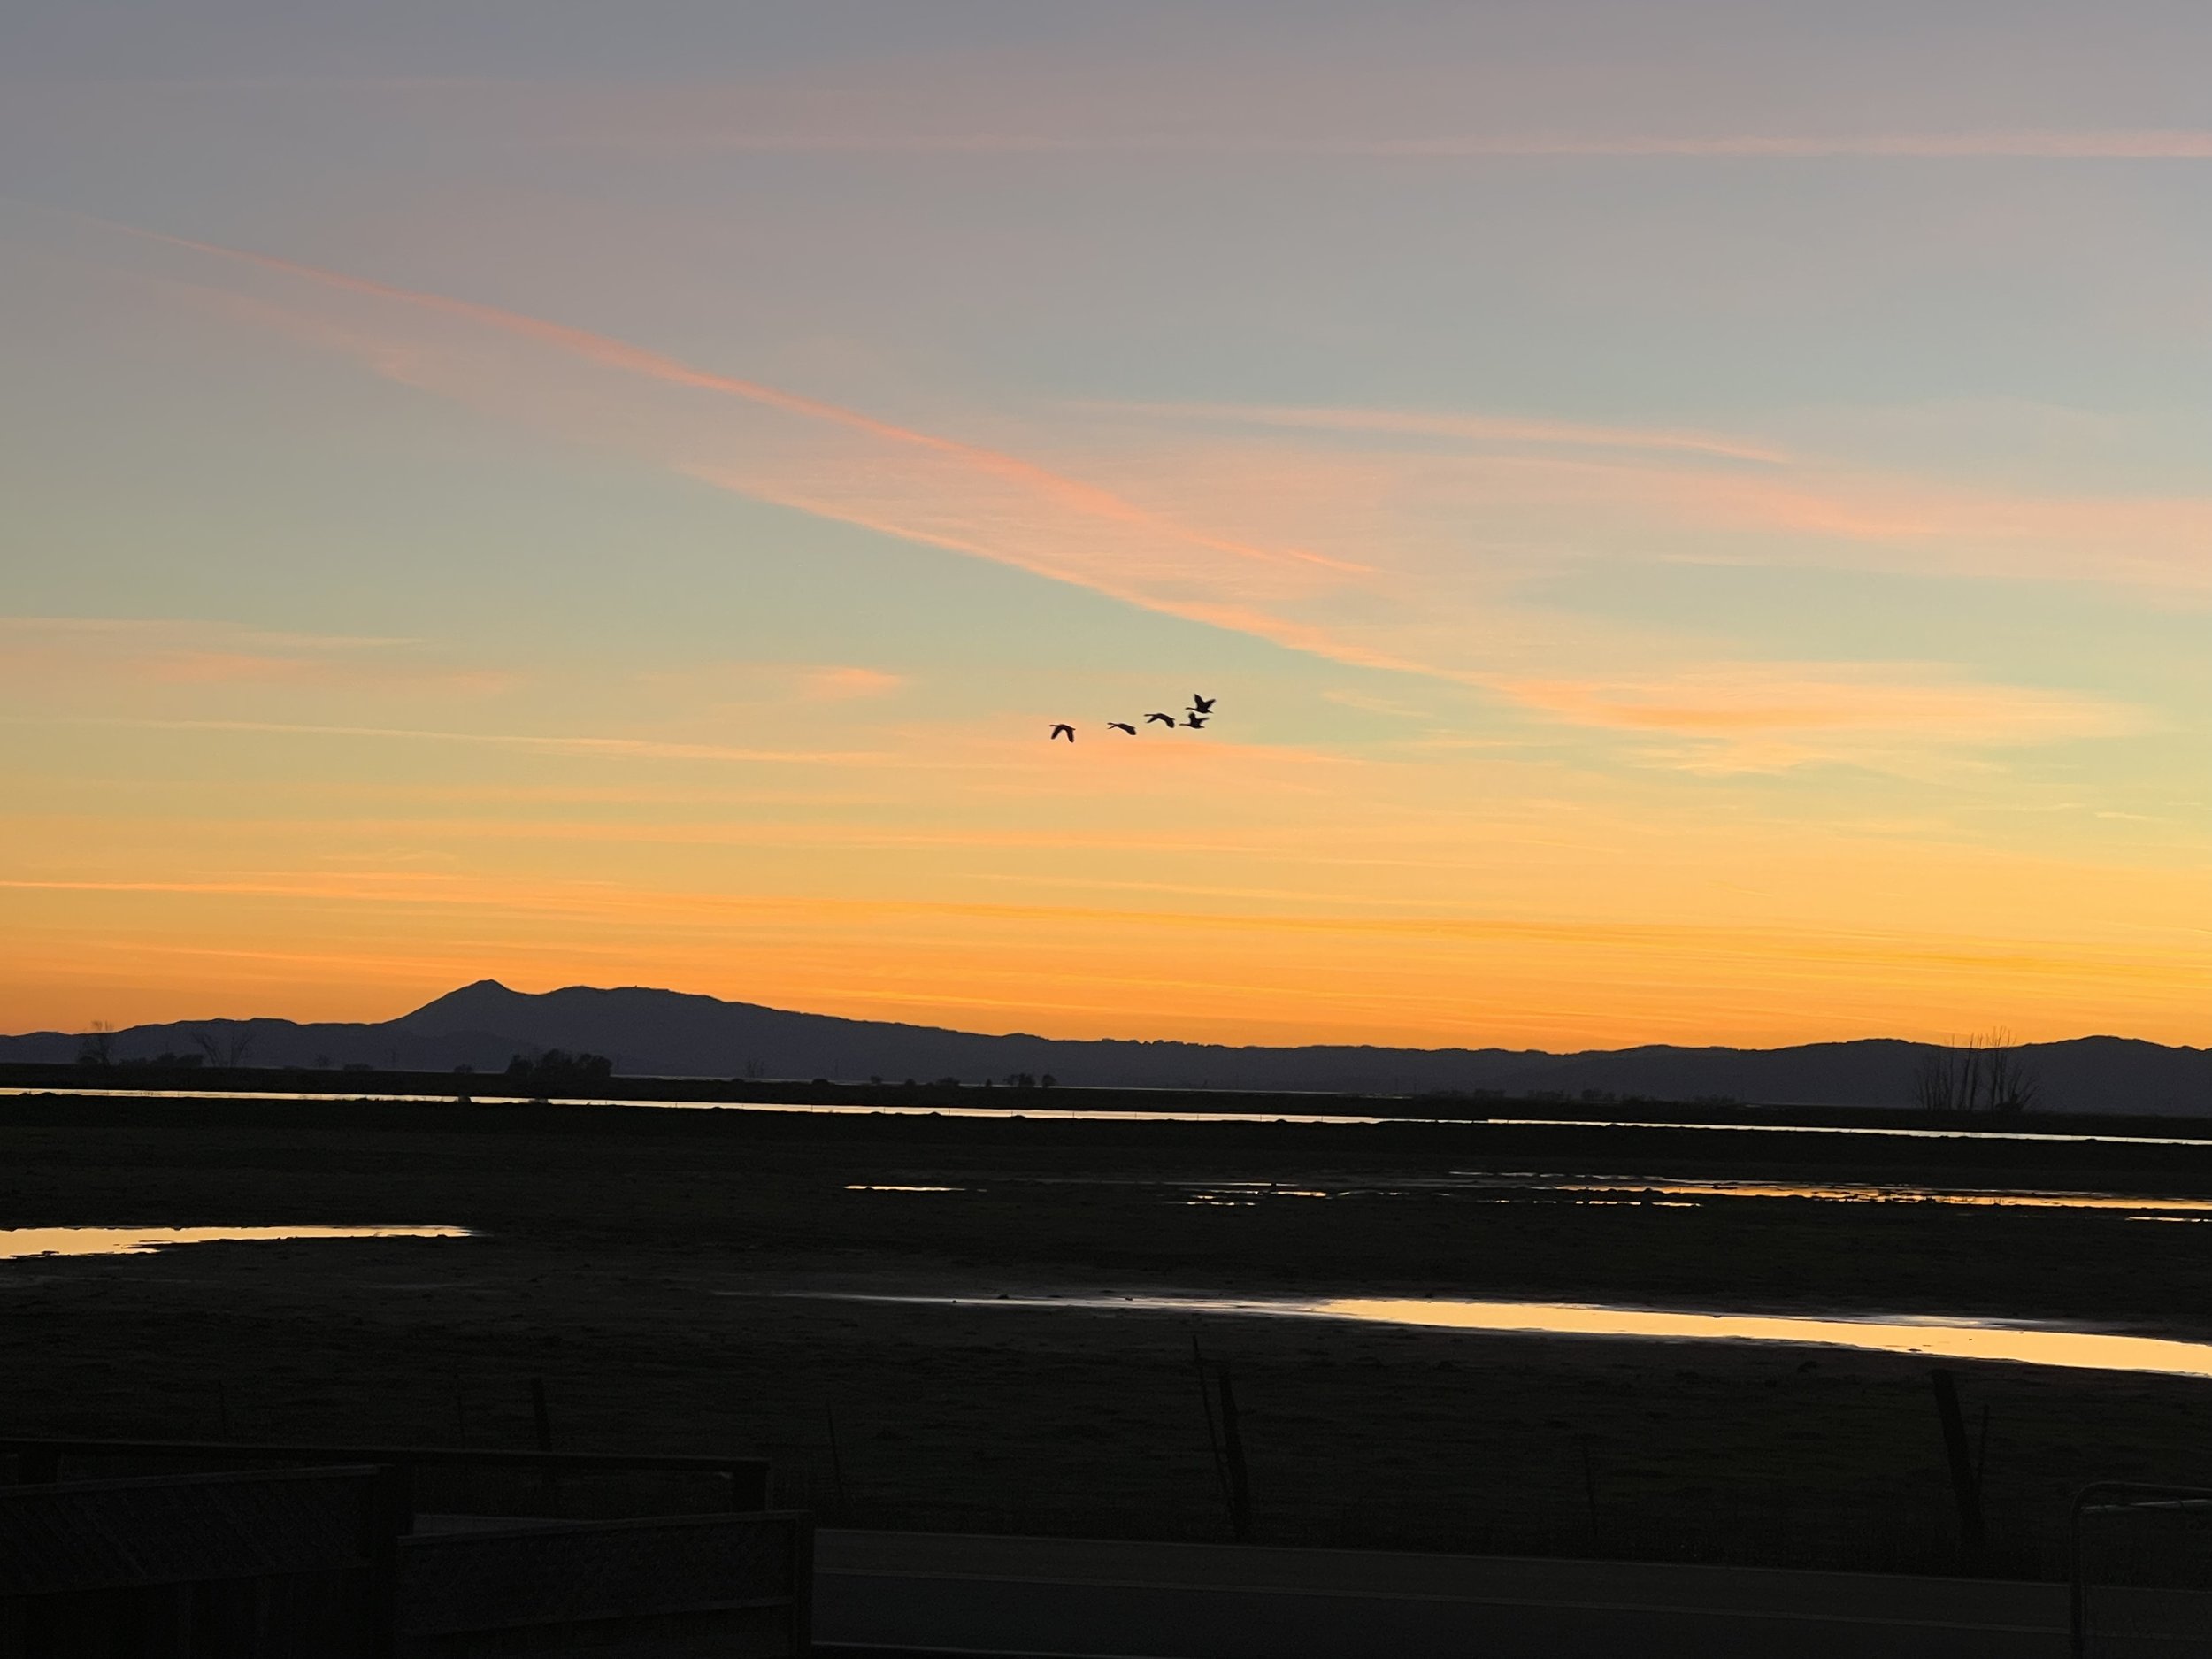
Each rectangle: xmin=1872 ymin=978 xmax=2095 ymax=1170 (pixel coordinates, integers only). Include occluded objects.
xmin=6 ymin=1094 xmax=2212 ymax=1579
xmin=812 ymin=1532 xmax=2079 ymax=1657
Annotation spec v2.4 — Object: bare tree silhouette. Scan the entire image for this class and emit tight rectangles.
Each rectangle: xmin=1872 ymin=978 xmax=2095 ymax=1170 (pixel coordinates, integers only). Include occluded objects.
xmin=1914 ymin=1030 xmax=2038 ymax=1115
xmin=76 ymin=1020 xmax=118 ymax=1068
xmin=1912 ymin=1048 xmax=1955 ymax=1114
xmin=1985 ymin=1031 xmax=2039 ymax=1115
xmin=189 ymin=1024 xmax=256 ymax=1070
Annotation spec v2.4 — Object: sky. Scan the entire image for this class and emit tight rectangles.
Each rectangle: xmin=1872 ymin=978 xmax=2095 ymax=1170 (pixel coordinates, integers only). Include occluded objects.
xmin=2 ymin=1 xmax=2208 ymax=1049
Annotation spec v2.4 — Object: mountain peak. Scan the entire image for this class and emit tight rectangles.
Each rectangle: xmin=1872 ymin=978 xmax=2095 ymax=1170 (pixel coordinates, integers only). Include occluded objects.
xmin=398 ymin=979 xmax=518 ymax=1025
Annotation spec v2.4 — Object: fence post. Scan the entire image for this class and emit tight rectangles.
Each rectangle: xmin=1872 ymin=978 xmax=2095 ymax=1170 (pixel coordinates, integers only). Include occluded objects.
xmin=1930 ymin=1369 xmax=1985 ymax=1569
xmin=1579 ymin=1437 xmax=1601 ymax=1545
xmin=368 ymin=1463 xmax=410 ymax=1659
xmin=529 ymin=1379 xmax=559 ymax=1516
xmin=722 ymin=1458 xmax=770 ymax=1512
xmin=530 ymin=1378 xmax=554 ymax=1453
xmin=824 ymin=1407 xmax=849 ymax=1523
xmin=1191 ymin=1339 xmax=1233 ymax=1535
xmin=2069 ymin=1487 xmax=2090 ymax=1659
xmin=1217 ymin=1369 xmax=1252 ymax=1543
xmin=788 ymin=1516 xmax=816 ymax=1658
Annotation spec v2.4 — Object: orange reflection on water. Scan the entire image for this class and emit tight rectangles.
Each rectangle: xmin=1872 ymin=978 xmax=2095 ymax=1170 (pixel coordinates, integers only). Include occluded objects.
xmin=1560 ymin=1181 xmax=2212 ymax=1214
xmin=0 ymin=1225 xmax=469 ymax=1259
xmin=1186 ymin=1187 xmax=1333 ymax=1206
xmin=1311 ymin=1298 xmax=2212 ymax=1379
xmin=872 ymin=1292 xmax=2212 ymax=1379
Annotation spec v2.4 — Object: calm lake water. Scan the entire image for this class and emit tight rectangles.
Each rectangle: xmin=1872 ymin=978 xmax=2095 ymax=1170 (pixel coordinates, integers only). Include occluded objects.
xmin=0 ymin=1225 xmax=469 ymax=1260
xmin=845 ymin=1291 xmax=2212 ymax=1380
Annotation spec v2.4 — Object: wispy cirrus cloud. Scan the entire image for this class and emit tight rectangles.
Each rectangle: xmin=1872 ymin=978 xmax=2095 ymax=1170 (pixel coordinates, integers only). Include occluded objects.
xmin=589 ymin=127 xmax=2212 ymax=160
xmin=81 ymin=221 xmax=2154 ymax=768
xmin=1066 ymin=407 xmax=2212 ymax=598
xmin=1083 ymin=400 xmax=1790 ymax=465
xmin=16 ymin=714 xmax=901 ymax=768
xmin=0 ymin=617 xmax=513 ymax=694
xmin=124 ymin=223 xmax=1362 ymax=573
xmin=1490 ymin=664 xmax=2142 ymax=772
xmin=96 ymin=224 xmax=1390 ymax=692
xmin=498 ymin=61 xmax=2212 ymax=164
xmin=21 ymin=714 xmax=1351 ymax=797
xmin=639 ymin=660 xmax=906 ymax=705
xmin=1448 ymin=130 xmax=2212 ymax=159
xmin=35 ymin=51 xmax=2212 ymax=165
xmin=803 ymin=664 xmax=904 ymax=699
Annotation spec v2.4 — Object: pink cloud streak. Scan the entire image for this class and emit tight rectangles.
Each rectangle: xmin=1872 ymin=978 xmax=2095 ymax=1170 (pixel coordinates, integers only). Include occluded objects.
xmin=99 ymin=221 xmax=2154 ymax=767
xmin=1093 ymin=401 xmax=1789 ymax=465
xmin=587 ymin=127 xmax=2212 ymax=161
xmin=124 ymin=225 xmax=1361 ymax=580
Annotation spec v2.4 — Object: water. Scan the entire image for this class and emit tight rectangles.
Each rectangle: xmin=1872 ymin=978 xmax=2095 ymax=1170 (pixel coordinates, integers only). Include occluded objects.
xmin=8 ymin=1085 xmax=2212 ymax=1148
xmin=0 ymin=1225 xmax=469 ymax=1260
xmin=846 ymin=1291 xmax=2212 ymax=1380
xmin=840 ymin=1171 xmax=2212 ymax=1218
xmin=1562 ymin=1179 xmax=2212 ymax=1215
xmin=0 ymin=1085 xmax=1401 ymax=1125
xmin=1173 ymin=1176 xmax=2212 ymax=1219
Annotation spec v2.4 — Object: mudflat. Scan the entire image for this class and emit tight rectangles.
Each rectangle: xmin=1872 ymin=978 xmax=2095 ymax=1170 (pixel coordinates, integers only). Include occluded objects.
xmin=7 ymin=1093 xmax=2212 ymax=1577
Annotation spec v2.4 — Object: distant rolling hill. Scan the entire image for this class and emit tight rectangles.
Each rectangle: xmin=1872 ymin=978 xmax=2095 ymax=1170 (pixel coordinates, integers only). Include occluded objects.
xmin=2 ymin=979 xmax=2207 ymax=1114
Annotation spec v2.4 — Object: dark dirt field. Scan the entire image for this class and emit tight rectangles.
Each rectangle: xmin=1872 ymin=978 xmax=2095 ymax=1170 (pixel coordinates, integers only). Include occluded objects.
xmin=8 ymin=1093 xmax=2212 ymax=1578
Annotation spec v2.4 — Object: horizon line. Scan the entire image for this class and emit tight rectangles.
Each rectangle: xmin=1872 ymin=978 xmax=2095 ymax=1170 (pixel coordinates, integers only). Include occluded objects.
xmin=4 ymin=978 xmax=2193 ymax=1058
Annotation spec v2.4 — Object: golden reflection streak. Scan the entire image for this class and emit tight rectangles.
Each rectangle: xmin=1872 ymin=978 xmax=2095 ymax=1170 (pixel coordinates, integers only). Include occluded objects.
xmin=1560 ymin=1182 xmax=2212 ymax=1213
xmin=879 ymin=1294 xmax=2212 ymax=1379
xmin=0 ymin=1225 xmax=469 ymax=1258
xmin=1310 ymin=1299 xmax=2212 ymax=1379
xmin=16 ymin=1087 xmax=2212 ymax=1152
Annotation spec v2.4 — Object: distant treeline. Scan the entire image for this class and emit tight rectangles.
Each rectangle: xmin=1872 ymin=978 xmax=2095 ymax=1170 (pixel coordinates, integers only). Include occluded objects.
xmin=7 ymin=979 xmax=2207 ymax=1115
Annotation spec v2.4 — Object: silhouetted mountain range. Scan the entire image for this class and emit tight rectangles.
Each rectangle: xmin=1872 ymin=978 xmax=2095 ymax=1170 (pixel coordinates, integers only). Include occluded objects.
xmin=4 ymin=979 xmax=2208 ymax=1114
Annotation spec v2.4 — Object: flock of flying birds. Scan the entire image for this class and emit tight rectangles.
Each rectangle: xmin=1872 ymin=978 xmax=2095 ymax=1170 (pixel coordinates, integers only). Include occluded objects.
xmin=1050 ymin=694 xmax=1214 ymax=742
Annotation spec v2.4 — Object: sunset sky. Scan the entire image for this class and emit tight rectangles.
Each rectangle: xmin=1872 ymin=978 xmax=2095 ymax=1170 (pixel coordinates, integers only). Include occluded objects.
xmin=4 ymin=2 xmax=2208 ymax=1048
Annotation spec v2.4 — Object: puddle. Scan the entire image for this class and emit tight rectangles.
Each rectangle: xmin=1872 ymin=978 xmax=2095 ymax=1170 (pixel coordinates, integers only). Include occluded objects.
xmin=1564 ymin=1180 xmax=2212 ymax=1215
xmin=1187 ymin=1189 xmax=1333 ymax=1206
xmin=1171 ymin=1175 xmax=2212 ymax=1220
xmin=1472 ymin=1118 xmax=2212 ymax=1149
xmin=0 ymin=1225 xmax=470 ymax=1260
xmin=842 ymin=1291 xmax=2212 ymax=1380
xmin=814 ymin=1177 xmax=2194 ymax=1212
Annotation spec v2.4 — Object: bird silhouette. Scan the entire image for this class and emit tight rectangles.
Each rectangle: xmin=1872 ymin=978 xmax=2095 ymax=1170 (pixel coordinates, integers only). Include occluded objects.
xmin=1184 ymin=713 xmax=1210 ymax=729
xmin=1190 ymin=695 xmax=1216 ymax=714
xmin=1143 ymin=712 xmax=1177 ymax=726
xmin=1049 ymin=723 xmax=1076 ymax=741
xmin=1106 ymin=721 xmax=1136 ymax=735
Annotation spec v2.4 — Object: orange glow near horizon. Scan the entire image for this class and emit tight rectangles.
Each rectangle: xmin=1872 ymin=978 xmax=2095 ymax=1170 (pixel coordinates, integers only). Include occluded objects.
xmin=8 ymin=57 xmax=2212 ymax=1055
xmin=4 ymin=718 xmax=2207 ymax=1046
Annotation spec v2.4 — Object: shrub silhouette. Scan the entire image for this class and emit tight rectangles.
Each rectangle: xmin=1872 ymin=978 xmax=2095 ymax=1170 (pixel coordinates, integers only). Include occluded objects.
xmin=505 ymin=1049 xmax=615 ymax=1092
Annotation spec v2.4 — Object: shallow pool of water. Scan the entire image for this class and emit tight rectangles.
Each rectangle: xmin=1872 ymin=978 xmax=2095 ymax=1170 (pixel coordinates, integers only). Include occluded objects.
xmin=1568 ymin=1179 xmax=2212 ymax=1214
xmin=845 ymin=1291 xmax=2212 ymax=1380
xmin=0 ymin=1225 xmax=470 ymax=1260
xmin=1172 ymin=1175 xmax=2212 ymax=1219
